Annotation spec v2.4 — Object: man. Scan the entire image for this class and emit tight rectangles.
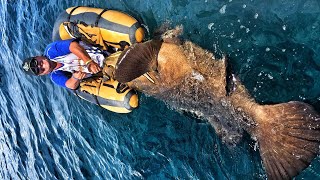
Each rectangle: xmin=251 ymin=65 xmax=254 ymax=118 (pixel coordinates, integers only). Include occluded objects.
xmin=22 ymin=38 xmax=109 ymax=89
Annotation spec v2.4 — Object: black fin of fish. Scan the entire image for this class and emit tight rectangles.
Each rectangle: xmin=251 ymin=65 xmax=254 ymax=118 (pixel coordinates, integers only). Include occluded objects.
xmin=225 ymin=56 xmax=237 ymax=96
xmin=114 ymin=40 xmax=162 ymax=83
xmin=255 ymin=101 xmax=320 ymax=179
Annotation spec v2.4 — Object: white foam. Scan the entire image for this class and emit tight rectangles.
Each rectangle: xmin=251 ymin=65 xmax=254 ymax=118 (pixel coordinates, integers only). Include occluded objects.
xmin=282 ymin=25 xmax=287 ymax=31
xmin=208 ymin=22 xmax=214 ymax=30
xmin=191 ymin=71 xmax=205 ymax=81
xmin=219 ymin=5 xmax=227 ymax=14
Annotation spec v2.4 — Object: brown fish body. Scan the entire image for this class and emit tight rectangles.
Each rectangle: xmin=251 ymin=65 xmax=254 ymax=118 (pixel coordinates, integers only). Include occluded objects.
xmin=113 ymin=38 xmax=320 ymax=179
xmin=120 ymin=41 xmax=253 ymax=144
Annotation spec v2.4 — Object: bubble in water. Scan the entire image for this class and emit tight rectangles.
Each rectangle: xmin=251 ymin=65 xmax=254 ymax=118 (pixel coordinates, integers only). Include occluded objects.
xmin=220 ymin=5 xmax=227 ymax=14
xmin=228 ymin=44 xmax=231 ymax=47
xmin=267 ymin=74 xmax=273 ymax=79
xmin=208 ymin=23 xmax=214 ymax=30
xmin=282 ymin=25 xmax=287 ymax=31
xmin=243 ymin=4 xmax=247 ymax=8
xmin=230 ymin=32 xmax=235 ymax=38
xmin=266 ymin=47 xmax=270 ymax=52
xmin=246 ymin=28 xmax=250 ymax=33
xmin=254 ymin=13 xmax=259 ymax=19
xmin=282 ymin=49 xmax=286 ymax=52
xmin=299 ymin=95 xmax=306 ymax=100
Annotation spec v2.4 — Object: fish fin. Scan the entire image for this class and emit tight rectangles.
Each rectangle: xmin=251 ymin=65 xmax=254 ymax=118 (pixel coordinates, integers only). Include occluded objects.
xmin=153 ymin=24 xmax=183 ymax=45
xmin=225 ymin=55 xmax=236 ymax=96
xmin=114 ymin=40 xmax=162 ymax=83
xmin=254 ymin=101 xmax=320 ymax=179
xmin=143 ymin=72 xmax=155 ymax=84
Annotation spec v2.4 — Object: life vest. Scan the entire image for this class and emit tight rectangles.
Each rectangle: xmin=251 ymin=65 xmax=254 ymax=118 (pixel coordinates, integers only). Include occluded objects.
xmin=52 ymin=6 xmax=145 ymax=50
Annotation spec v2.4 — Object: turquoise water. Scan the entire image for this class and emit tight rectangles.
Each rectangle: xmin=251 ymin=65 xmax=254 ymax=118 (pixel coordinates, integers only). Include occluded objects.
xmin=0 ymin=0 xmax=319 ymax=179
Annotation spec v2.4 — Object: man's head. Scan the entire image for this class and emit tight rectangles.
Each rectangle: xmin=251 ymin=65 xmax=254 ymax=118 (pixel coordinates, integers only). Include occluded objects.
xmin=22 ymin=56 xmax=55 ymax=76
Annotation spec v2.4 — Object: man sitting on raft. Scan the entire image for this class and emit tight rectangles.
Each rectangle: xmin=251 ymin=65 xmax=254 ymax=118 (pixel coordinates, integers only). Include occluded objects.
xmin=22 ymin=38 xmax=110 ymax=89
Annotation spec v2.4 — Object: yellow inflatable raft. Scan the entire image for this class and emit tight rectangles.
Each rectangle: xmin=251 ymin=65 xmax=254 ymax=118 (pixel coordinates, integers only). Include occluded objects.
xmin=74 ymin=76 xmax=138 ymax=114
xmin=52 ymin=7 xmax=143 ymax=113
xmin=52 ymin=6 xmax=145 ymax=50
xmin=74 ymin=52 xmax=138 ymax=114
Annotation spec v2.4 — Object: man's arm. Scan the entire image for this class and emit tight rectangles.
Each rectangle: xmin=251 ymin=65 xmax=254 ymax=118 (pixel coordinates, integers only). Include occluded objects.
xmin=69 ymin=41 xmax=101 ymax=74
xmin=65 ymin=71 xmax=87 ymax=90
xmin=51 ymin=70 xmax=86 ymax=90
xmin=45 ymin=39 xmax=102 ymax=74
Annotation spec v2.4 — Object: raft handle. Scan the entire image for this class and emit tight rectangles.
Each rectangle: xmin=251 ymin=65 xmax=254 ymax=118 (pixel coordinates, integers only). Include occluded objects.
xmin=68 ymin=6 xmax=81 ymax=22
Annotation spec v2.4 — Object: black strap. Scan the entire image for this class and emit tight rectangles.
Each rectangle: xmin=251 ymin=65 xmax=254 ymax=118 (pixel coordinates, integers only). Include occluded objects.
xmin=95 ymin=9 xmax=108 ymax=27
xmin=93 ymin=95 xmax=102 ymax=107
xmin=103 ymin=40 xmax=130 ymax=50
xmin=73 ymin=89 xmax=80 ymax=98
xmin=68 ymin=6 xmax=81 ymax=22
xmin=116 ymin=83 xmax=129 ymax=93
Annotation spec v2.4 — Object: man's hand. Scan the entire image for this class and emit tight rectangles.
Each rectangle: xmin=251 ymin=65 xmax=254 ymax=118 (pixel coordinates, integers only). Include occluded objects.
xmin=103 ymin=65 xmax=115 ymax=80
xmin=66 ymin=71 xmax=87 ymax=90
xmin=72 ymin=71 xmax=87 ymax=80
xmin=87 ymin=61 xmax=101 ymax=74
xmin=69 ymin=41 xmax=102 ymax=74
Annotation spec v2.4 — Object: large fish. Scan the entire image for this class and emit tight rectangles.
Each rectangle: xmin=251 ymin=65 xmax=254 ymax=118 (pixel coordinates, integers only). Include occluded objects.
xmin=111 ymin=27 xmax=320 ymax=179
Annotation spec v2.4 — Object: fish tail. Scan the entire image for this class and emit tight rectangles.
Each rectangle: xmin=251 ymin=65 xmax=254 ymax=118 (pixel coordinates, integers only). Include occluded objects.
xmin=252 ymin=101 xmax=320 ymax=179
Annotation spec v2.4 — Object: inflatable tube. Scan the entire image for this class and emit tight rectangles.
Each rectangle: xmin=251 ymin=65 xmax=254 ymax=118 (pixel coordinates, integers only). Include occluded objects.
xmin=74 ymin=76 xmax=138 ymax=113
xmin=52 ymin=6 xmax=145 ymax=50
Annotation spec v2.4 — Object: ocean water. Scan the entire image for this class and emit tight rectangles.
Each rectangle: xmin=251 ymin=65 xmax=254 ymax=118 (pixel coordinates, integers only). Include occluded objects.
xmin=0 ymin=0 xmax=320 ymax=179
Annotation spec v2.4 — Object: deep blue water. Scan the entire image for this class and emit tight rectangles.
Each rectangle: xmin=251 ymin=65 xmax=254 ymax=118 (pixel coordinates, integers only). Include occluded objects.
xmin=0 ymin=0 xmax=320 ymax=179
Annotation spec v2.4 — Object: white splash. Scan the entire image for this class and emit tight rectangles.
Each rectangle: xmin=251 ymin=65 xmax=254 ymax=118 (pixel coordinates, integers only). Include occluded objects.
xmin=208 ymin=22 xmax=215 ymax=30
xmin=220 ymin=5 xmax=227 ymax=14
xmin=282 ymin=25 xmax=287 ymax=31
xmin=191 ymin=71 xmax=205 ymax=81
